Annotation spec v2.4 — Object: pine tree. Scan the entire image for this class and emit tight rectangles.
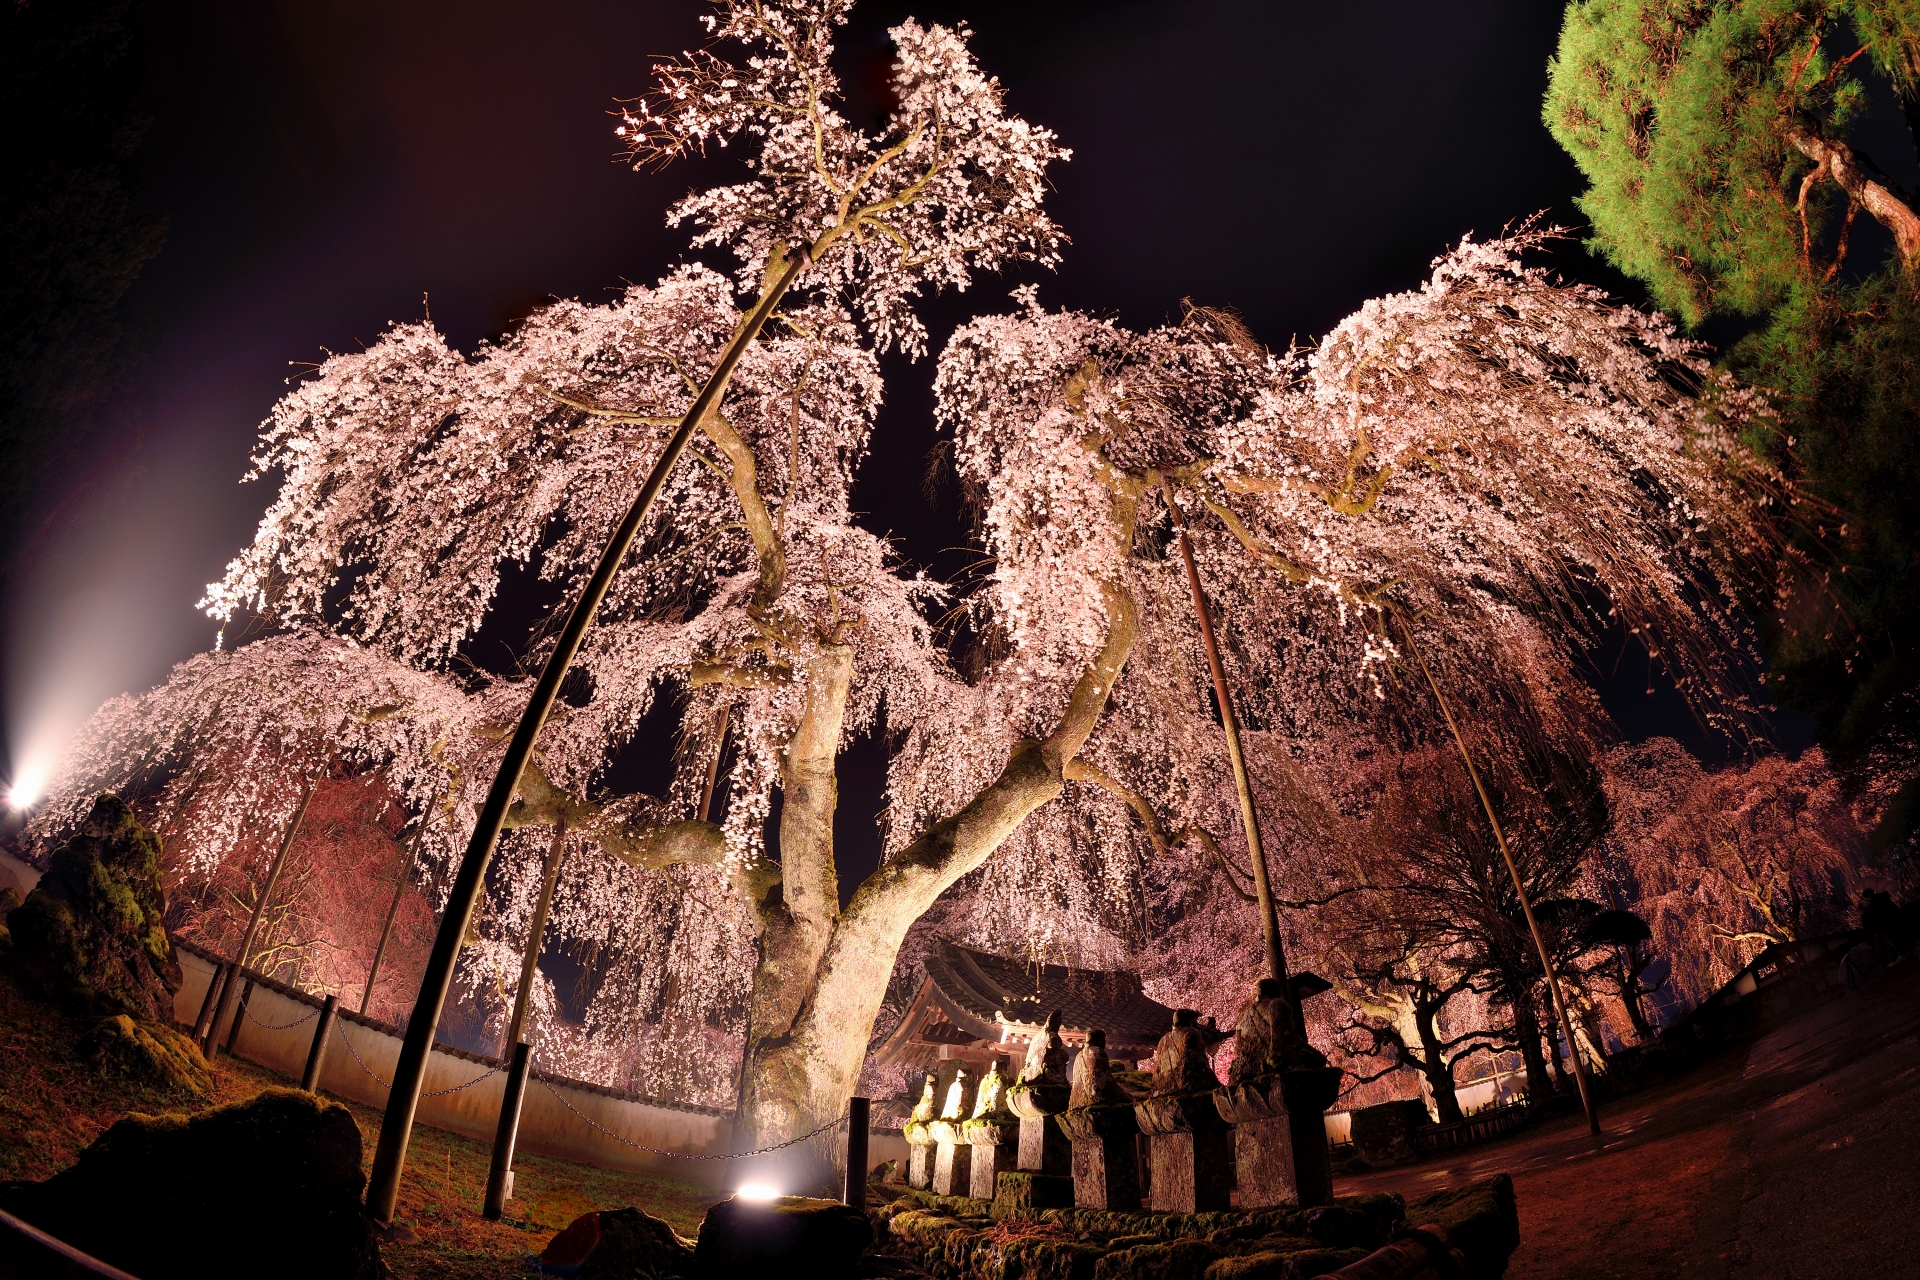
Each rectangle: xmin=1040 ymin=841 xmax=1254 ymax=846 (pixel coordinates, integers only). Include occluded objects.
xmin=1547 ymin=2 xmax=1920 ymax=818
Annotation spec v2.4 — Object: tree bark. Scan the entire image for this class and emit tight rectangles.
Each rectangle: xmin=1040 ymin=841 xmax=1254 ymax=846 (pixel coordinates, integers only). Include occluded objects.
xmin=1411 ymin=995 xmax=1464 ymax=1124
xmin=1785 ymin=124 xmax=1920 ymax=263
xmin=737 ymin=583 xmax=1140 ymax=1146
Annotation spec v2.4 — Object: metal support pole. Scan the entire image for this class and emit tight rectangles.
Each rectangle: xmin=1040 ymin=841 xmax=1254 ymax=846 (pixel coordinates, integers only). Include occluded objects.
xmin=302 ymin=995 xmax=339 ymax=1092
xmin=483 ymin=1042 xmax=532 ymax=1221
xmin=844 ymin=1096 xmax=870 ymax=1209
xmin=223 ymin=979 xmax=254 ymax=1056
xmin=192 ymin=963 xmax=227 ymax=1046
xmin=367 ymin=248 xmax=811 ymax=1225
xmin=501 ymin=820 xmax=567 ymax=1058
xmin=209 ymin=774 xmax=319 ymax=1053
xmin=1165 ymin=488 xmax=1289 ymax=989
xmin=1394 ymin=611 xmax=1601 ymax=1138
xmin=362 ymin=814 xmax=431 ymax=1015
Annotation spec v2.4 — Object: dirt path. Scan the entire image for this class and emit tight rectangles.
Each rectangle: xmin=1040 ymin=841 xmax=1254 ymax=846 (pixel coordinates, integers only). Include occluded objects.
xmin=1334 ymin=961 xmax=1920 ymax=1279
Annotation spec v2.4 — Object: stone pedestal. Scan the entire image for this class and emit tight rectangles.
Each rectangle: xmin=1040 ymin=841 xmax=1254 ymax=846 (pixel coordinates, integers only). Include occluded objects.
xmin=1213 ymin=1068 xmax=1342 ymax=1209
xmin=1055 ymin=1105 xmax=1141 ymax=1211
xmin=1006 ymin=1081 xmax=1072 ymax=1177
xmin=930 ymin=1120 xmax=972 ymax=1197
xmin=904 ymin=1127 xmax=935 ymax=1191
xmin=1134 ymin=1092 xmax=1233 ymax=1213
xmin=960 ymin=1117 xmax=1019 ymax=1200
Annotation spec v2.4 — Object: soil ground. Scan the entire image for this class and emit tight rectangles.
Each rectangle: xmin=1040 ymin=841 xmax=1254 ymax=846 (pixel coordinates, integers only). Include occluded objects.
xmin=0 ymin=974 xmax=724 ymax=1279
xmin=1335 ymin=959 xmax=1920 ymax=1279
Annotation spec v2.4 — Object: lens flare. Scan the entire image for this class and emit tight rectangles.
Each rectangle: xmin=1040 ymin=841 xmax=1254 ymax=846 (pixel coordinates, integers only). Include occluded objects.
xmin=734 ymin=1183 xmax=780 ymax=1202
xmin=7 ymin=760 xmax=48 ymax=809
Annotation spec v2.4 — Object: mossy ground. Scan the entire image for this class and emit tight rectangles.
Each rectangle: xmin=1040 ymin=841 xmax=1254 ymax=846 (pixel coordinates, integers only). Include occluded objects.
xmin=0 ymin=972 xmax=724 ymax=1279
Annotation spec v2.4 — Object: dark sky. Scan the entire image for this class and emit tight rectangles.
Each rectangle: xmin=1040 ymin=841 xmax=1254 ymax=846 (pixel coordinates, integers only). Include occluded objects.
xmin=5 ymin=1 xmax=1783 ymax=859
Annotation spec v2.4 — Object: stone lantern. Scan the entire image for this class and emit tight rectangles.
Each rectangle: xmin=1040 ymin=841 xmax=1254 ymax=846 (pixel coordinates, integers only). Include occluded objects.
xmin=902 ymin=1073 xmax=938 ymax=1191
xmin=1212 ymin=977 xmax=1343 ymax=1208
xmin=1135 ymin=1008 xmax=1233 ymax=1212
xmin=1055 ymin=1029 xmax=1141 ymax=1211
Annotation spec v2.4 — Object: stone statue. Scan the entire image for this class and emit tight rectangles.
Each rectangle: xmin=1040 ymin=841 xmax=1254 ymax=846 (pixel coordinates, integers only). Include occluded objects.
xmin=1017 ymin=1009 xmax=1070 ymax=1087
xmin=940 ymin=1067 xmax=972 ymax=1121
xmin=1150 ymin=1008 xmax=1221 ymax=1096
xmin=1068 ymin=1029 xmax=1130 ymax=1110
xmin=909 ymin=1074 xmax=938 ymax=1124
xmin=1137 ymin=1008 xmax=1231 ymax=1212
xmin=1228 ymin=977 xmax=1326 ymax=1084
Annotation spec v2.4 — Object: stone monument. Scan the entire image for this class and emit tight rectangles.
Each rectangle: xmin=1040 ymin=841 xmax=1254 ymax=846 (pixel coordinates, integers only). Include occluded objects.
xmin=1055 ymin=1029 xmax=1141 ymax=1211
xmin=1212 ymin=977 xmax=1342 ymax=1208
xmin=902 ymin=1073 xmax=938 ymax=1191
xmin=1000 ymin=1009 xmax=1074 ymax=1209
xmin=960 ymin=1056 xmax=1020 ymax=1200
xmin=1134 ymin=1008 xmax=1233 ymax=1212
xmin=928 ymin=1063 xmax=977 ymax=1197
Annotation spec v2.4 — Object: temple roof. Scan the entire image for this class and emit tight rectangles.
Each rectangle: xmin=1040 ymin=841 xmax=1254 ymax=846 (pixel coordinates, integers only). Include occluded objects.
xmin=870 ymin=939 xmax=1176 ymax=1069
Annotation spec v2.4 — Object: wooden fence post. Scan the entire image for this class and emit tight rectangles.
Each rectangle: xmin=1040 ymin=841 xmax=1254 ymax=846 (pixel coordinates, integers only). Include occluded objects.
xmin=223 ymin=979 xmax=254 ymax=1056
xmin=192 ymin=963 xmax=227 ymax=1045
xmin=483 ymin=1042 xmax=532 ymax=1221
xmin=302 ymin=995 xmax=339 ymax=1092
xmin=845 ymin=1096 xmax=870 ymax=1210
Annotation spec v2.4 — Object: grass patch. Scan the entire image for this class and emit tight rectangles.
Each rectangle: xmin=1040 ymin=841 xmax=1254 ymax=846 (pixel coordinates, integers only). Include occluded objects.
xmin=0 ymin=972 xmax=724 ymax=1279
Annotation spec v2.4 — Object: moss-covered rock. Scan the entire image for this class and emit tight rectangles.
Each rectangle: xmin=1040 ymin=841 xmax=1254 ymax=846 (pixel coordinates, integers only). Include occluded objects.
xmin=536 ymin=1206 xmax=695 ymax=1278
xmin=80 ymin=1013 xmax=212 ymax=1096
xmin=0 ymin=1087 xmax=383 ymax=1280
xmin=696 ymin=1194 xmax=875 ymax=1277
xmin=1092 ymin=1237 xmax=1224 ymax=1279
xmin=1404 ymin=1174 xmax=1519 ymax=1280
xmin=1202 ymin=1247 xmax=1369 ymax=1279
xmin=7 ymin=795 xmax=181 ymax=1020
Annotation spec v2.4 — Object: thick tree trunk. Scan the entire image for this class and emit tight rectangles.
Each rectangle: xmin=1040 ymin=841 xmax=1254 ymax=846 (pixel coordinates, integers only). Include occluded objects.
xmin=1412 ymin=1001 xmax=1464 ymax=1125
xmin=1508 ymin=990 xmax=1553 ymax=1100
xmin=737 ymin=584 xmax=1140 ymax=1149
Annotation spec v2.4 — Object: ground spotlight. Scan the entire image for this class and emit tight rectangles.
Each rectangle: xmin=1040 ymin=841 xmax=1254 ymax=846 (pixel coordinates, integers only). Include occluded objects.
xmin=733 ymin=1182 xmax=780 ymax=1202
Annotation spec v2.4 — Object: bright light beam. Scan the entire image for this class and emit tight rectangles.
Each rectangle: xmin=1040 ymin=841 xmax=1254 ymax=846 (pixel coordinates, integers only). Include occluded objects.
xmin=734 ymin=1183 xmax=780 ymax=1202
xmin=7 ymin=760 xmax=49 ymax=809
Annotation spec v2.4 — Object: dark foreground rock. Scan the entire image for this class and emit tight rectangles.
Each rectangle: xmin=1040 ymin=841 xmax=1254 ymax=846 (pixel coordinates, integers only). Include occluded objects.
xmin=0 ymin=1087 xmax=384 ymax=1280
xmin=537 ymin=1207 xmax=696 ymax=1278
xmin=6 ymin=795 xmax=181 ymax=1021
xmin=697 ymin=1194 xmax=875 ymax=1277
xmin=1402 ymin=1174 xmax=1519 ymax=1280
xmin=871 ymin=1179 xmax=1518 ymax=1279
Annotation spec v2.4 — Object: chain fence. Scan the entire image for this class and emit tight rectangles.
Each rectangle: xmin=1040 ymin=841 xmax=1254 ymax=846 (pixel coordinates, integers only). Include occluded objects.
xmin=242 ymin=1000 xmax=319 ymax=1033
xmin=331 ymin=1020 xmax=500 ymax=1097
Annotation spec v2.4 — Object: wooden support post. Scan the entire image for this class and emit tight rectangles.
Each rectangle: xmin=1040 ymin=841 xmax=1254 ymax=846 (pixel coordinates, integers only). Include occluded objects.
xmin=1165 ymin=488 xmax=1289 ymax=989
xmin=223 ymin=979 xmax=254 ymax=1056
xmin=483 ymin=1042 xmax=533 ymax=1221
xmin=362 ymin=813 xmax=431 ymax=1015
xmin=192 ymin=963 xmax=227 ymax=1045
xmin=367 ymin=250 xmax=810 ymax=1225
xmin=1394 ymin=611 xmax=1601 ymax=1138
xmin=209 ymin=774 xmax=319 ymax=1054
xmin=302 ymin=995 xmax=339 ymax=1092
xmin=844 ymin=1096 xmax=870 ymax=1210
xmin=501 ymin=820 xmax=567 ymax=1058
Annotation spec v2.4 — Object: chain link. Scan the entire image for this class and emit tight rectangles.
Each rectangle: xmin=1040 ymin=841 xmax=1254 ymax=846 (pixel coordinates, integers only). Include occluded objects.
xmin=330 ymin=1020 xmax=500 ymax=1097
xmin=243 ymin=1001 xmax=320 ymax=1032
xmin=533 ymin=1074 xmax=845 ymax=1160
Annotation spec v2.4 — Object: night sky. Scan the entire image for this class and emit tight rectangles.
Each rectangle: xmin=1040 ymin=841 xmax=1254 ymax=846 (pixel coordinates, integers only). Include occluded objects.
xmin=3 ymin=1 xmax=1829 ymax=870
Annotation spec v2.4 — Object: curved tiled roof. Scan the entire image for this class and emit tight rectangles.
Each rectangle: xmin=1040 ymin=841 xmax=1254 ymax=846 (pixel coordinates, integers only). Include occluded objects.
xmin=920 ymin=938 xmax=1174 ymax=1052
